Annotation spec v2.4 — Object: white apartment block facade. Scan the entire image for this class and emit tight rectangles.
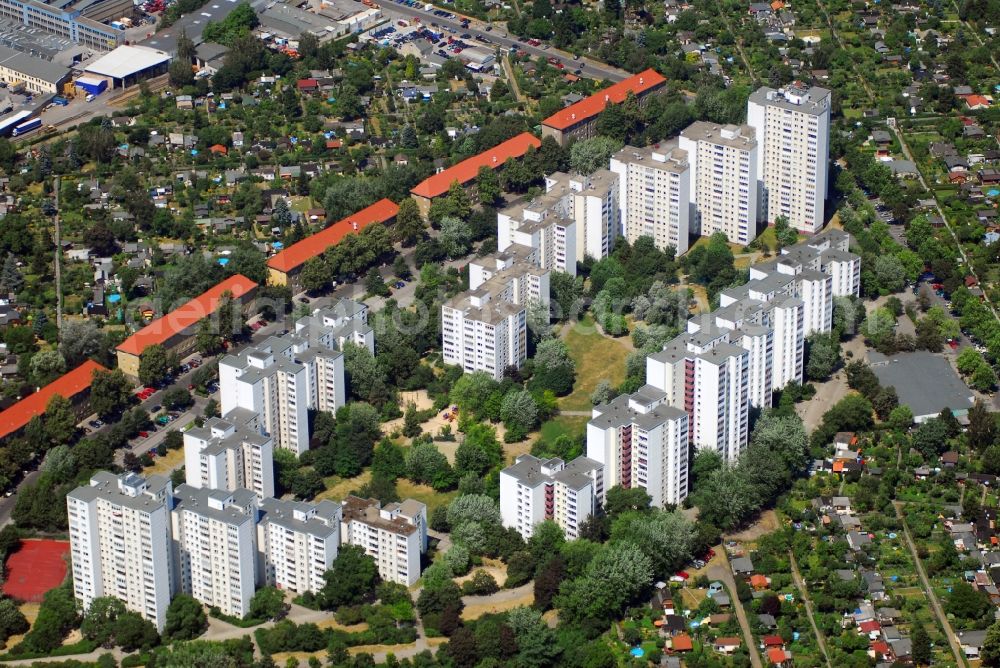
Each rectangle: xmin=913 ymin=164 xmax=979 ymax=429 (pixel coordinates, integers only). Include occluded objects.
xmin=634 ymin=234 xmax=857 ymax=461
xmin=609 ymin=141 xmax=691 ymax=255
xmin=257 ymin=498 xmax=341 ymax=595
xmin=171 ymin=486 xmax=259 ymax=619
xmin=587 ymin=388 xmax=690 ymax=507
xmin=340 ymin=496 xmax=427 ymax=586
xmin=67 ymin=472 xmax=173 ymax=631
xmin=184 ymin=416 xmax=275 ymax=499
xmin=678 ymin=122 xmax=759 ymax=246
xmin=69 ymin=472 xmax=413 ymax=625
xmin=543 ymin=171 xmax=620 ymax=263
xmin=442 ymin=258 xmax=549 ymax=380
xmin=498 ymin=192 xmax=577 ymax=277
xmin=747 ymin=84 xmax=831 ymax=234
xmin=219 ymin=300 xmax=368 ymax=457
xmin=499 ymin=455 xmax=604 ymax=540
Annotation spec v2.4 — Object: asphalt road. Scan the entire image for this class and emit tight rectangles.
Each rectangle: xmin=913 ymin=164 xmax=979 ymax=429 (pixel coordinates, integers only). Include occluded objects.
xmin=376 ymin=3 xmax=630 ymax=82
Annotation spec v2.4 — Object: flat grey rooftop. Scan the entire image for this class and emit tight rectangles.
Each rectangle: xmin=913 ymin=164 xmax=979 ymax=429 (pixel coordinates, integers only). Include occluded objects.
xmin=868 ymin=350 xmax=974 ymax=418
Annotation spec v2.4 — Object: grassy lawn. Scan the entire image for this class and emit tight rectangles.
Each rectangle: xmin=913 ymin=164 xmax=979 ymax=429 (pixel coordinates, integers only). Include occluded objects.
xmin=317 ymin=470 xmax=371 ymax=501
xmin=141 ymin=447 xmax=184 ymax=477
xmin=558 ymin=315 xmax=632 ymax=412
xmin=539 ymin=414 xmax=589 ymax=442
xmin=396 ymin=479 xmax=458 ymax=515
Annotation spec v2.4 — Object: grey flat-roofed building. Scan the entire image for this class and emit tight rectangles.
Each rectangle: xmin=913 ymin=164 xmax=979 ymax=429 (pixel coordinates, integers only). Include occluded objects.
xmin=868 ymin=350 xmax=974 ymax=422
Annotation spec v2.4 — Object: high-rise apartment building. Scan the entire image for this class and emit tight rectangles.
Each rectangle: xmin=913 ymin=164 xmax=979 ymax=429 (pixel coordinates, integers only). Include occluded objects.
xmin=546 ymin=171 xmax=620 ymax=263
xmin=257 ymin=498 xmax=341 ymax=595
xmin=442 ymin=256 xmax=549 ymax=380
xmin=67 ymin=472 xmax=173 ymax=631
xmin=498 ymin=197 xmax=577 ymax=276
xmin=170 ymin=485 xmax=259 ymax=619
xmin=340 ymin=496 xmax=427 ymax=586
xmin=747 ymin=84 xmax=831 ymax=233
xmin=219 ymin=300 xmax=368 ymax=456
xmin=183 ymin=416 xmax=275 ymax=499
xmin=587 ymin=388 xmax=690 ymax=507
xmin=609 ymin=141 xmax=691 ymax=254
xmin=499 ymin=455 xmax=604 ymax=539
xmin=678 ymin=121 xmax=759 ymax=245
xmin=646 ymin=336 xmax=750 ymax=462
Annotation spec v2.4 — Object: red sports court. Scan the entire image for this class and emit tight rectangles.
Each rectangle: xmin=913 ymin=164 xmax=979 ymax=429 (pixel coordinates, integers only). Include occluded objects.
xmin=2 ymin=539 xmax=69 ymax=602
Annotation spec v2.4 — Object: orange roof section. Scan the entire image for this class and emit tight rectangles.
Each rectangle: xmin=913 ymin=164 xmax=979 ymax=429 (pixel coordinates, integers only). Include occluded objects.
xmin=410 ymin=132 xmax=541 ymax=199
xmin=116 ymin=274 xmax=258 ymax=357
xmin=266 ymin=198 xmax=399 ymax=274
xmin=542 ymin=69 xmax=666 ymax=131
xmin=0 ymin=360 xmax=106 ymax=441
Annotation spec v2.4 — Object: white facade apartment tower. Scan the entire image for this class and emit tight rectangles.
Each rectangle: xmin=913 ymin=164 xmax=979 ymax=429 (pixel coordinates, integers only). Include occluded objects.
xmin=586 ymin=387 xmax=690 ymax=507
xmin=67 ymin=472 xmax=174 ymax=631
xmin=183 ymin=416 xmax=275 ymax=499
xmin=258 ymin=498 xmax=341 ymax=595
xmin=678 ymin=121 xmax=759 ymax=246
xmin=170 ymin=485 xmax=259 ymax=619
xmin=441 ymin=259 xmax=548 ymax=380
xmin=543 ymin=171 xmax=620 ymax=263
xmin=499 ymin=455 xmax=604 ymax=540
xmin=609 ymin=141 xmax=691 ymax=255
xmin=747 ymin=84 xmax=831 ymax=234
xmin=340 ymin=496 xmax=428 ymax=586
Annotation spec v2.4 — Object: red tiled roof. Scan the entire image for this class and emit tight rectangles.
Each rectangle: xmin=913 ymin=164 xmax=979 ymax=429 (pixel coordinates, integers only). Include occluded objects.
xmin=0 ymin=360 xmax=105 ymax=441
xmin=209 ymin=144 xmax=227 ymax=155
xmin=116 ymin=275 xmax=258 ymax=357
xmin=297 ymin=78 xmax=318 ymax=90
xmin=859 ymin=620 xmax=881 ymax=633
xmin=266 ymin=198 xmax=399 ymax=274
xmin=715 ymin=637 xmax=741 ymax=647
xmin=541 ymin=69 xmax=666 ymax=131
xmin=763 ymin=635 xmax=784 ymax=647
xmin=672 ymin=633 xmax=693 ymax=651
xmin=965 ymin=94 xmax=991 ymax=108
xmin=872 ymin=640 xmax=890 ymax=655
xmin=767 ymin=648 xmax=789 ymax=664
xmin=410 ymin=132 xmax=541 ymax=200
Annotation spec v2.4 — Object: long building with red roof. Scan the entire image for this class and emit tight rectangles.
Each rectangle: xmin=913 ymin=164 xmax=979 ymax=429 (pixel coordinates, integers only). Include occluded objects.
xmin=116 ymin=274 xmax=258 ymax=377
xmin=0 ymin=360 xmax=106 ymax=442
xmin=410 ymin=132 xmax=541 ymax=217
xmin=266 ymin=198 xmax=399 ymax=288
xmin=541 ymin=69 xmax=666 ymax=146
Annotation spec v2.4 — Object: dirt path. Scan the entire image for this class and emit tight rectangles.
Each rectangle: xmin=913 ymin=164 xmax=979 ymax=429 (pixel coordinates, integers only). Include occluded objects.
xmin=893 ymin=501 xmax=967 ymax=667
xmin=708 ymin=554 xmax=763 ymax=668
xmin=789 ymin=552 xmax=832 ymax=668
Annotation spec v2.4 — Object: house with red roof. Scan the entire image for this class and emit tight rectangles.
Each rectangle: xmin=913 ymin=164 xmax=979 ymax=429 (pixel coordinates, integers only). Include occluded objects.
xmin=297 ymin=78 xmax=319 ymax=94
xmin=115 ymin=275 xmax=258 ymax=378
xmin=409 ymin=132 xmax=541 ymax=217
xmin=266 ymin=199 xmax=399 ymax=288
xmin=209 ymin=144 xmax=228 ymax=156
xmin=540 ymin=69 xmax=666 ymax=146
xmin=0 ymin=360 xmax=106 ymax=442
xmin=964 ymin=94 xmax=992 ymax=110
xmin=858 ymin=619 xmax=881 ymax=638
xmin=671 ymin=633 xmax=693 ymax=652
xmin=766 ymin=647 xmax=792 ymax=666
